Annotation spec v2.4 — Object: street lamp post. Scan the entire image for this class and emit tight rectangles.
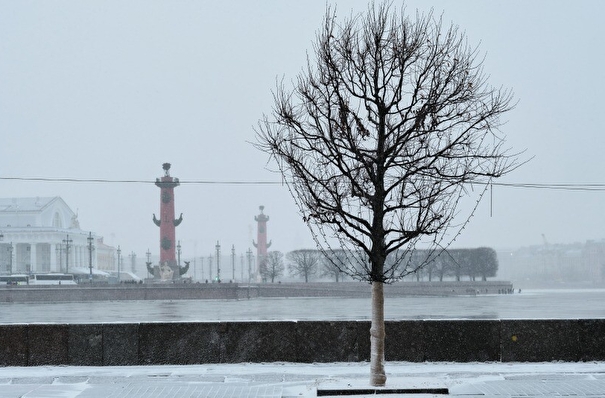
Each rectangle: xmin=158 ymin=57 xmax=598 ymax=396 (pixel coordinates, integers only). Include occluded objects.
xmin=26 ymin=246 xmax=31 ymax=276
xmin=63 ymin=235 xmax=72 ymax=274
xmin=7 ymin=243 xmax=13 ymax=275
xmin=231 ymin=245 xmax=235 ymax=282
xmin=246 ymin=248 xmax=253 ymax=299
xmin=87 ymin=232 xmax=95 ymax=284
xmin=208 ymin=255 xmax=213 ymax=282
xmin=0 ymin=233 xmax=4 ymax=274
xmin=177 ymin=241 xmax=181 ymax=266
xmin=215 ymin=241 xmax=221 ymax=283
xmin=117 ymin=245 xmax=121 ymax=283
xmin=240 ymin=253 xmax=244 ymax=282
xmin=146 ymin=249 xmax=151 ymax=278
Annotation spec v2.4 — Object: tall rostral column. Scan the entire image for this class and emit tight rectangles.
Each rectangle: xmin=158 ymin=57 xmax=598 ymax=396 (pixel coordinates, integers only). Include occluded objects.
xmin=152 ymin=163 xmax=183 ymax=280
xmin=252 ymin=205 xmax=271 ymax=282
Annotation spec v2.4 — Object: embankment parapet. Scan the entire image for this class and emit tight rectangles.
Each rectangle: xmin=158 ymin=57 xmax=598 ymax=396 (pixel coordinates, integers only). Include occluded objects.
xmin=0 ymin=319 xmax=599 ymax=366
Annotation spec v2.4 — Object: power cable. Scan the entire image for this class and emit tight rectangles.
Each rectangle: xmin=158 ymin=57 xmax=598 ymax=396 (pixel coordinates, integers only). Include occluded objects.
xmin=2 ymin=176 xmax=605 ymax=191
xmin=491 ymin=182 xmax=605 ymax=192
xmin=0 ymin=177 xmax=282 ymax=185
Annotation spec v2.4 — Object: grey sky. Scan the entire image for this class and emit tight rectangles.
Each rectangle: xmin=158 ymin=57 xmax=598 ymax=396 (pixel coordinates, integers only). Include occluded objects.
xmin=1 ymin=1 xmax=603 ymax=260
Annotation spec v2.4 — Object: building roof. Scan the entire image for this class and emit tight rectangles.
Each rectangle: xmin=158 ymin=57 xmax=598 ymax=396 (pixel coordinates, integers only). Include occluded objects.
xmin=0 ymin=197 xmax=61 ymax=213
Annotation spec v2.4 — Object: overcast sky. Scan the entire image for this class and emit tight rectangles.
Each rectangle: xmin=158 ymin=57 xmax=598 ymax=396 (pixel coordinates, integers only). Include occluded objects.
xmin=1 ymin=1 xmax=603 ymax=260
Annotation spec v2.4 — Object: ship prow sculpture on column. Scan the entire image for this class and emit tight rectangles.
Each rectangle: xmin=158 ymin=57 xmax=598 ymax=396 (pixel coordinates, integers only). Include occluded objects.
xmin=147 ymin=163 xmax=189 ymax=281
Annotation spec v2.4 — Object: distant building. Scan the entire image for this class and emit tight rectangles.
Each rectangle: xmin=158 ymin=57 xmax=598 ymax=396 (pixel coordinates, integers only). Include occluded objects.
xmin=497 ymin=239 xmax=605 ymax=286
xmin=0 ymin=197 xmax=115 ymax=274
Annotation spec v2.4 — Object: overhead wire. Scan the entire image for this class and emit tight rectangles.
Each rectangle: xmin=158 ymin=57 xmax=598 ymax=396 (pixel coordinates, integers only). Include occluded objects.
xmin=1 ymin=176 xmax=605 ymax=191
xmin=0 ymin=177 xmax=282 ymax=185
xmin=491 ymin=182 xmax=605 ymax=192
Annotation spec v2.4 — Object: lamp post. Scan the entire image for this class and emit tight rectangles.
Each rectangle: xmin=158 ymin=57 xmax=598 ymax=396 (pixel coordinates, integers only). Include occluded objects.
xmin=215 ymin=241 xmax=221 ymax=283
xmin=87 ymin=232 xmax=95 ymax=284
xmin=0 ymin=233 xmax=4 ymax=274
xmin=246 ymin=248 xmax=253 ymax=299
xmin=26 ymin=245 xmax=30 ymax=276
xmin=116 ymin=245 xmax=121 ymax=283
xmin=177 ymin=241 xmax=181 ymax=266
xmin=146 ymin=249 xmax=151 ymax=278
xmin=63 ymin=235 xmax=72 ymax=274
xmin=0 ymin=233 xmax=3 ymax=273
xmin=7 ymin=243 xmax=13 ymax=275
xmin=246 ymin=248 xmax=253 ymax=281
xmin=240 ymin=253 xmax=244 ymax=282
xmin=231 ymin=244 xmax=235 ymax=282
xmin=208 ymin=254 xmax=213 ymax=282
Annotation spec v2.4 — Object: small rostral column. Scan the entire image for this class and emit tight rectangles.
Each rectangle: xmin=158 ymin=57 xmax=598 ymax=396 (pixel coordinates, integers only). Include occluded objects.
xmin=252 ymin=205 xmax=271 ymax=282
xmin=152 ymin=163 xmax=184 ymax=280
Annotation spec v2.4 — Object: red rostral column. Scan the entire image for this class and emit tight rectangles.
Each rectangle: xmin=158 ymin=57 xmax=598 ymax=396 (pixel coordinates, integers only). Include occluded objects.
xmin=153 ymin=163 xmax=183 ymax=279
xmin=253 ymin=205 xmax=271 ymax=281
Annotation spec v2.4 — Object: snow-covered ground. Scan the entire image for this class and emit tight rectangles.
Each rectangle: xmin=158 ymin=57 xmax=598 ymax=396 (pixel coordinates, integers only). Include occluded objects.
xmin=0 ymin=361 xmax=604 ymax=397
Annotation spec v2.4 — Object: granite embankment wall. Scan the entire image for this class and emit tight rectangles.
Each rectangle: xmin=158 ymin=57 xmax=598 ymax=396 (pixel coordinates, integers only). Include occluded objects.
xmin=0 ymin=319 xmax=602 ymax=366
xmin=0 ymin=281 xmax=514 ymax=302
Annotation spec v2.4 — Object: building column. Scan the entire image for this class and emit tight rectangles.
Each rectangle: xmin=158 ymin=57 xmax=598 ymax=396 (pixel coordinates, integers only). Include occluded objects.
xmin=50 ymin=243 xmax=58 ymax=272
xmin=29 ymin=244 xmax=36 ymax=274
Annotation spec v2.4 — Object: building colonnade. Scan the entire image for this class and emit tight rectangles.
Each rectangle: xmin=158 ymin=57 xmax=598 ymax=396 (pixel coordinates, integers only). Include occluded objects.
xmin=0 ymin=230 xmax=97 ymax=275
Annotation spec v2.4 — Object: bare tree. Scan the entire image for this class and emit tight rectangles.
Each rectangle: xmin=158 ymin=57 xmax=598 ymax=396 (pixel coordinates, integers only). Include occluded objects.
xmin=474 ymin=247 xmax=499 ymax=281
xmin=256 ymin=3 xmax=518 ymax=386
xmin=286 ymin=249 xmax=321 ymax=282
xmin=260 ymin=251 xmax=285 ymax=283
xmin=321 ymin=249 xmax=347 ymax=282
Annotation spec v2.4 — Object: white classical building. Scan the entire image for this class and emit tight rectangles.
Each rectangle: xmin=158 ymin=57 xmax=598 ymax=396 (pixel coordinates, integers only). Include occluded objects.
xmin=0 ymin=197 xmax=115 ymax=274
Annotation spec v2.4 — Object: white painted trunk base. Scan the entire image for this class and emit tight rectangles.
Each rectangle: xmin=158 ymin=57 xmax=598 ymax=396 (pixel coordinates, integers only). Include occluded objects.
xmin=370 ymin=281 xmax=386 ymax=386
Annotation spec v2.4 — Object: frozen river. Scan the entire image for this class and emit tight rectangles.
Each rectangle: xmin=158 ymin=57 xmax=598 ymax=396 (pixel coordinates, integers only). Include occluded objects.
xmin=1 ymin=289 xmax=604 ymax=324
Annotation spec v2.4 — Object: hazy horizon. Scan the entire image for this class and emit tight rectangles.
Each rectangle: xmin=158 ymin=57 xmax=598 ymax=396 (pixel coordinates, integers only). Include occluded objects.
xmin=1 ymin=1 xmax=604 ymax=260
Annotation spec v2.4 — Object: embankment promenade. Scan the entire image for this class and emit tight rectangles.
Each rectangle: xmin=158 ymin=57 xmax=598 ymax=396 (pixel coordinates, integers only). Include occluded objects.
xmin=0 ymin=281 xmax=513 ymax=302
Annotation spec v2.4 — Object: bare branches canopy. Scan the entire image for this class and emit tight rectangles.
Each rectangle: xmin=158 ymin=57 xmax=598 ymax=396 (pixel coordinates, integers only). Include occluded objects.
xmin=260 ymin=251 xmax=285 ymax=283
xmin=257 ymin=2 xmax=518 ymax=284
xmin=286 ymin=249 xmax=321 ymax=283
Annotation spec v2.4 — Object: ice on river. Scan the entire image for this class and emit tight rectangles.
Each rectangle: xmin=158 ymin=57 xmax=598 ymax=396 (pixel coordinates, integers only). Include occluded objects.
xmin=0 ymin=289 xmax=603 ymax=324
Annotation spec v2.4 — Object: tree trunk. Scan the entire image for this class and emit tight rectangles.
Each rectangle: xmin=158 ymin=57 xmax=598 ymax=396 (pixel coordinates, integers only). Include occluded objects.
xmin=370 ymin=281 xmax=386 ymax=386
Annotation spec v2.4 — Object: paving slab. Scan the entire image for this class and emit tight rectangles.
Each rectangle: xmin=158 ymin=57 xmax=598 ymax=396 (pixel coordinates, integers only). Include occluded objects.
xmin=0 ymin=362 xmax=603 ymax=398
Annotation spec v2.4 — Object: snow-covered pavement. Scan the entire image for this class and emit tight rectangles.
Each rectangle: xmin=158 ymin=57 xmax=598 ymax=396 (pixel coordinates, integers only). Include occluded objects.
xmin=0 ymin=361 xmax=604 ymax=397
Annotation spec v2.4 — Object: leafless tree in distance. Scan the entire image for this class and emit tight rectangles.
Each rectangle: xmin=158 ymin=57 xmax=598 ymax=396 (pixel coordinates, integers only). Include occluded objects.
xmin=321 ymin=249 xmax=348 ymax=282
xmin=286 ymin=249 xmax=321 ymax=283
xmin=256 ymin=2 xmax=519 ymax=386
xmin=260 ymin=251 xmax=285 ymax=283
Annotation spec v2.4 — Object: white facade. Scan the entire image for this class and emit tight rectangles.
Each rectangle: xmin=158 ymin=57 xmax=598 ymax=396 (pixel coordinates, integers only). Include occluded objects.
xmin=0 ymin=197 xmax=114 ymax=274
